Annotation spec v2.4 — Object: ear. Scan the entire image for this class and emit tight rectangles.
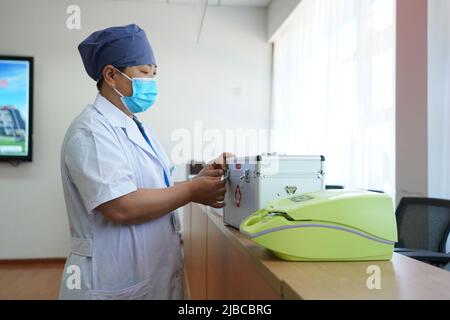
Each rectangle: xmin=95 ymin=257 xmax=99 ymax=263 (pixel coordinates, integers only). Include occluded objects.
xmin=102 ymin=65 xmax=117 ymax=88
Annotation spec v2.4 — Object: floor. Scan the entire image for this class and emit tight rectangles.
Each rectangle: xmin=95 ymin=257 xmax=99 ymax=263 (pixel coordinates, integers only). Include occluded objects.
xmin=0 ymin=260 xmax=65 ymax=300
xmin=0 ymin=259 xmax=190 ymax=300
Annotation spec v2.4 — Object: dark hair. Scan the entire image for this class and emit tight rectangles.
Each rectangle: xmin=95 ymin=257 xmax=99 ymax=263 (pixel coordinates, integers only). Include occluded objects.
xmin=96 ymin=66 xmax=126 ymax=91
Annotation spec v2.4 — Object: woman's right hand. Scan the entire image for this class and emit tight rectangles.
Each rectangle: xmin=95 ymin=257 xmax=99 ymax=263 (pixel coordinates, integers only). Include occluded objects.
xmin=189 ymin=176 xmax=227 ymax=208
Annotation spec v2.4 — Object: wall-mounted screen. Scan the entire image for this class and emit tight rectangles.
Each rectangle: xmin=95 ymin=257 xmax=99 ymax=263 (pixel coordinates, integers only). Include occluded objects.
xmin=0 ymin=56 xmax=33 ymax=162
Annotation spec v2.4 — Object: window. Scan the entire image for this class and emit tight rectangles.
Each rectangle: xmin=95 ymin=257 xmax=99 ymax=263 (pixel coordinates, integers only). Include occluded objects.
xmin=270 ymin=0 xmax=396 ymax=195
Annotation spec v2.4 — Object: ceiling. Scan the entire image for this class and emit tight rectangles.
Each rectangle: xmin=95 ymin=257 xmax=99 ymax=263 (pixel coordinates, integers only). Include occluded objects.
xmin=112 ymin=0 xmax=272 ymax=7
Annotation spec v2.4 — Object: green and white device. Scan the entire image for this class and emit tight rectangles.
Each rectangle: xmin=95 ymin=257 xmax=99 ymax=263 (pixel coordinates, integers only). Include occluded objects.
xmin=240 ymin=190 xmax=398 ymax=261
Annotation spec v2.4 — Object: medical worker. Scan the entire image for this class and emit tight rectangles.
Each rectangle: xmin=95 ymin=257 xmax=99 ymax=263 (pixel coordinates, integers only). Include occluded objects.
xmin=59 ymin=24 xmax=229 ymax=300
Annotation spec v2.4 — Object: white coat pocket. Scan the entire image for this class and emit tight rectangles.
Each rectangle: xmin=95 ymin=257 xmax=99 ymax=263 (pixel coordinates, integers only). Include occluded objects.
xmin=89 ymin=278 xmax=152 ymax=300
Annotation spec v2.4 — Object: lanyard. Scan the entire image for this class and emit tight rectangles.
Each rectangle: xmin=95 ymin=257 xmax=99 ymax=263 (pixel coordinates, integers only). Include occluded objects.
xmin=132 ymin=117 xmax=170 ymax=188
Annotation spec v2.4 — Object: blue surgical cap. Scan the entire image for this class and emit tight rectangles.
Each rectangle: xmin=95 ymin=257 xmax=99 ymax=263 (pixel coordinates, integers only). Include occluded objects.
xmin=78 ymin=24 xmax=156 ymax=81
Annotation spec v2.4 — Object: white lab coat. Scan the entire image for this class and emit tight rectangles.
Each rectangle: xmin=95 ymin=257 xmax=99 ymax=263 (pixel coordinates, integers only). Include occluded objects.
xmin=58 ymin=94 xmax=184 ymax=300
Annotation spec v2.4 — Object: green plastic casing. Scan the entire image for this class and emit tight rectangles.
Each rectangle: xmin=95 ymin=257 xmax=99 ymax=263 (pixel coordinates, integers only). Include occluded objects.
xmin=240 ymin=190 xmax=398 ymax=261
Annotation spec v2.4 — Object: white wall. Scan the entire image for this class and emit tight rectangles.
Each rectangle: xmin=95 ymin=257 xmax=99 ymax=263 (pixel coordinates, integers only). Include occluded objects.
xmin=267 ymin=0 xmax=301 ymax=41
xmin=0 ymin=0 xmax=272 ymax=259
xmin=428 ymin=0 xmax=450 ymax=199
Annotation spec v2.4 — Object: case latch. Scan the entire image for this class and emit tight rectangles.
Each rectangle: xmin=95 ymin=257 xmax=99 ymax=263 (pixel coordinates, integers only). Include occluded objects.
xmin=240 ymin=169 xmax=251 ymax=183
xmin=317 ymin=170 xmax=325 ymax=179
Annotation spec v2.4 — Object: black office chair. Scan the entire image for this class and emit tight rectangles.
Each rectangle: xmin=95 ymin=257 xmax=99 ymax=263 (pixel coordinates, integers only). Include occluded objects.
xmin=326 ymin=185 xmax=345 ymax=190
xmin=395 ymin=197 xmax=450 ymax=268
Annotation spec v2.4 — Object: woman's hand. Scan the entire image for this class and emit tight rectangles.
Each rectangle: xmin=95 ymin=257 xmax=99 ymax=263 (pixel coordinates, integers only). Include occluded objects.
xmin=189 ymin=152 xmax=234 ymax=208
xmin=197 ymin=152 xmax=235 ymax=178
xmin=189 ymin=176 xmax=227 ymax=208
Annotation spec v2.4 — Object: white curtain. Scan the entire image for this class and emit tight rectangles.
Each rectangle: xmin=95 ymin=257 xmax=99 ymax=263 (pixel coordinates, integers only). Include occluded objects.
xmin=270 ymin=0 xmax=396 ymax=195
xmin=428 ymin=0 xmax=450 ymax=199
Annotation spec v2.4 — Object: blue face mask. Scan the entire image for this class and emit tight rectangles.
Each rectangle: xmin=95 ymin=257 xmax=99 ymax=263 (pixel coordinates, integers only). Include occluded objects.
xmin=113 ymin=68 xmax=158 ymax=113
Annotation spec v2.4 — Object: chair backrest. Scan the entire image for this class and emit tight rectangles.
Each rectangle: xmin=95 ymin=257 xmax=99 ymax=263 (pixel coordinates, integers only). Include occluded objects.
xmin=443 ymin=226 xmax=450 ymax=254
xmin=396 ymin=197 xmax=450 ymax=253
xmin=326 ymin=185 xmax=345 ymax=190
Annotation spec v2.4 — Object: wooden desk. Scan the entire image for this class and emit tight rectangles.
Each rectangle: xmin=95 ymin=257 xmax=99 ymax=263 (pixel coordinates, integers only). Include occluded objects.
xmin=183 ymin=203 xmax=450 ymax=300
